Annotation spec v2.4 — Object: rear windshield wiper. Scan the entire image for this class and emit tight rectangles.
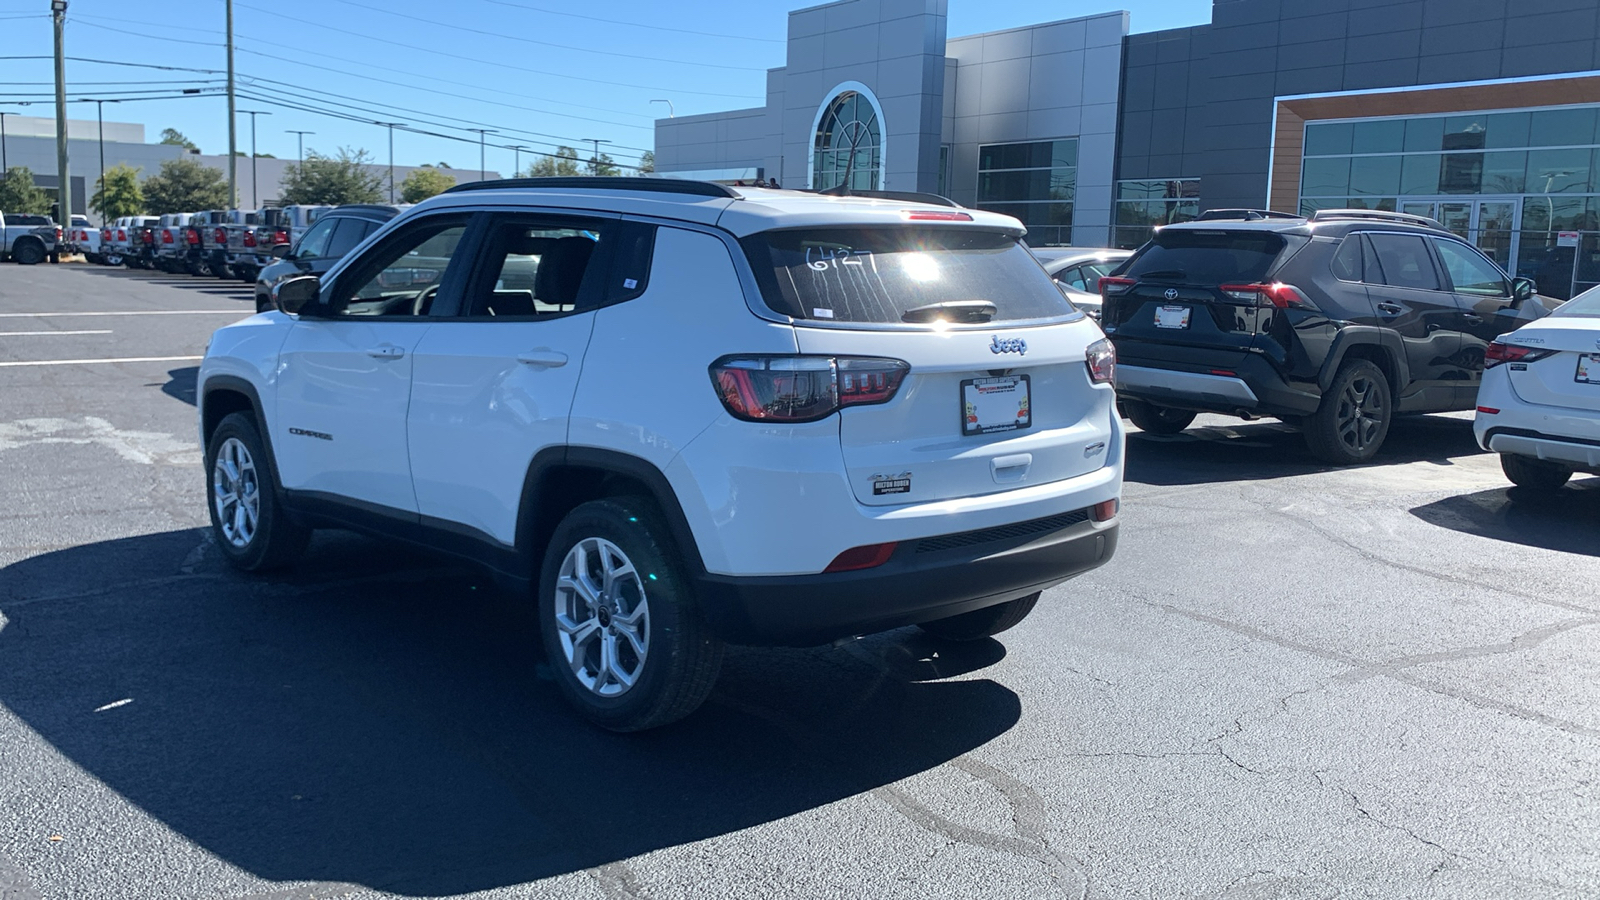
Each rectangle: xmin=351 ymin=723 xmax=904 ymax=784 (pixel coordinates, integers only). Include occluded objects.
xmin=1135 ymin=269 xmax=1186 ymax=281
xmin=900 ymin=300 xmax=997 ymax=324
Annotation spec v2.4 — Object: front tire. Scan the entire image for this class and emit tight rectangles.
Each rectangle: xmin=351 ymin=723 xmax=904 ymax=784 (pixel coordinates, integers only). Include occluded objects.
xmin=539 ymin=496 xmax=723 ymax=732
xmin=919 ymin=592 xmax=1041 ymax=641
xmin=1123 ymin=399 xmax=1196 ymax=435
xmin=12 ymin=239 xmax=45 ymax=265
xmin=1501 ymin=454 xmax=1573 ymax=492
xmin=205 ymin=412 xmax=309 ymax=571
xmin=1305 ymin=359 xmax=1391 ymax=465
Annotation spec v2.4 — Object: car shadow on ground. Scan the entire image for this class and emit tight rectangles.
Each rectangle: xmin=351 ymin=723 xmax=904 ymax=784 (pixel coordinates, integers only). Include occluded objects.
xmin=158 ymin=366 xmax=198 ymax=406
xmin=71 ymin=266 xmax=254 ymax=297
xmin=1410 ymin=477 xmax=1600 ymax=557
xmin=0 ymin=528 xmax=1018 ymax=896
xmin=1124 ymin=413 xmax=1484 ymax=486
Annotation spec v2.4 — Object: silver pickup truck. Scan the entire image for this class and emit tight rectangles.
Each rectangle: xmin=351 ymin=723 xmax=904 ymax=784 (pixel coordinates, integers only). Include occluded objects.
xmin=238 ymin=205 xmax=329 ymax=279
xmin=0 ymin=212 xmax=60 ymax=265
xmin=222 ymin=210 xmax=263 ymax=282
xmin=154 ymin=212 xmax=194 ymax=273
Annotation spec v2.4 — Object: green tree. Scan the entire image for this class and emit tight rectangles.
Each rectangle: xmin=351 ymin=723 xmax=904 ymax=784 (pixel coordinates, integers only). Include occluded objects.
xmin=637 ymin=150 xmax=655 ymax=174
xmin=400 ymin=166 xmax=455 ymax=203
xmin=589 ymin=151 xmax=621 ymax=177
xmin=160 ymin=128 xmax=199 ymax=152
xmin=279 ymin=147 xmax=384 ymax=205
xmin=142 ymin=158 xmax=231 ymax=214
xmin=91 ymin=164 xmax=145 ymax=219
xmin=524 ymin=146 xmax=582 ymax=177
xmin=0 ymin=167 xmax=53 ymax=216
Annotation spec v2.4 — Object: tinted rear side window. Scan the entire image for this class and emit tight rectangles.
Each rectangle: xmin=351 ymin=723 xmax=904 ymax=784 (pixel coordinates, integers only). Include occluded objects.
xmin=743 ymin=228 xmax=1077 ymax=326
xmin=1124 ymin=230 xmax=1287 ymax=286
xmin=1367 ymin=233 xmax=1441 ymax=291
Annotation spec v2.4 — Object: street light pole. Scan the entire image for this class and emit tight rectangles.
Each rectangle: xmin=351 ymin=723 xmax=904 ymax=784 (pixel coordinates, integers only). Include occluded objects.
xmin=226 ymin=0 xmax=236 ymax=207
xmin=377 ymin=122 xmax=402 ymax=203
xmin=95 ymin=98 xmax=111 ymax=223
xmin=650 ymin=99 xmax=674 ymax=118
xmin=286 ymin=129 xmax=313 ymax=164
xmin=52 ymin=0 xmax=71 ymax=224
xmin=240 ymin=109 xmax=270 ymax=208
xmin=468 ymin=128 xmax=495 ymax=182
xmin=1 ymin=110 xmax=11 ymax=173
xmin=510 ymin=145 xmax=528 ymax=178
xmin=581 ymin=138 xmax=611 ymax=175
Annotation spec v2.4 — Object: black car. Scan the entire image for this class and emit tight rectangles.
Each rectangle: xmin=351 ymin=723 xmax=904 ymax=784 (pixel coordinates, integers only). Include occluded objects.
xmin=1101 ymin=209 xmax=1559 ymax=464
xmin=254 ymin=204 xmax=403 ymax=312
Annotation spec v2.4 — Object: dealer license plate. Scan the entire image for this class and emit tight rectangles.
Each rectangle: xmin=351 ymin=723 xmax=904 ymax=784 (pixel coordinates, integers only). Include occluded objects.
xmin=961 ymin=375 xmax=1032 ymax=436
xmin=1155 ymin=305 xmax=1192 ymax=329
xmin=1577 ymin=354 xmax=1599 ymax=384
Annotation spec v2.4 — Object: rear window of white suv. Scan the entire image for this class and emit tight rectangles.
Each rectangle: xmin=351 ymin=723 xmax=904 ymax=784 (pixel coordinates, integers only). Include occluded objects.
xmin=743 ymin=228 xmax=1079 ymax=326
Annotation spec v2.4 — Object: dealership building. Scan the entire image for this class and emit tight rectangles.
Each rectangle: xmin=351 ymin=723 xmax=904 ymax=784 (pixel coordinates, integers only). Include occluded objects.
xmin=654 ymin=0 xmax=1600 ymax=298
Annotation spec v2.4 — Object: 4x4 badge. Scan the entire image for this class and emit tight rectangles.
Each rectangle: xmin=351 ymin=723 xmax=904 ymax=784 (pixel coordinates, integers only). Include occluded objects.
xmin=990 ymin=336 xmax=1027 ymax=355
xmin=1164 ymin=288 xmax=1179 ymax=300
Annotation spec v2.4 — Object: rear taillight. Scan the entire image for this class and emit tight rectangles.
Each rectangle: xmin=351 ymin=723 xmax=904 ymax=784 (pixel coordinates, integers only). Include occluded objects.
xmin=243 ymin=231 xmax=257 ymax=247
xmin=186 ymin=229 xmax=200 ymax=245
xmin=54 ymin=227 xmax=62 ymax=241
xmin=710 ymin=355 xmax=909 ymax=423
xmin=142 ymin=230 xmax=154 ymax=244
xmin=273 ymin=228 xmax=289 ymax=244
xmin=101 ymin=229 xmax=110 ymax=241
xmin=1218 ymin=282 xmax=1314 ymax=309
xmin=1090 ymin=498 xmax=1119 ymax=522
xmin=1098 ymin=276 xmax=1135 ymax=297
xmin=824 ymin=542 xmax=899 ymax=573
xmin=1085 ymin=337 xmax=1115 ymax=385
xmin=1484 ymin=341 xmax=1555 ymax=368
xmin=116 ymin=229 xmax=125 ymax=240
xmin=161 ymin=230 xmax=174 ymax=243
xmin=214 ymin=227 xmax=226 ymax=244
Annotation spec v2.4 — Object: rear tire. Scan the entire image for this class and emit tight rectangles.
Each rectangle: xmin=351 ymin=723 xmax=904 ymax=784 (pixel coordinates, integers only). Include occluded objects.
xmin=12 ymin=239 xmax=45 ymax=266
xmin=205 ymin=412 xmax=309 ymax=572
xmin=538 ymin=496 xmax=723 ymax=731
xmin=918 ymin=592 xmax=1041 ymax=641
xmin=1501 ymin=454 xmax=1572 ymax=492
xmin=1123 ymin=399 xmax=1196 ymax=435
xmin=1305 ymin=359 xmax=1391 ymax=465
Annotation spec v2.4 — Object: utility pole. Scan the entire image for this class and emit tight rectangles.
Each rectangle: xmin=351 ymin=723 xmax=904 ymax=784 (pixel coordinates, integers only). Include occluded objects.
xmin=510 ymin=145 xmax=528 ymax=178
xmin=52 ymin=0 xmax=70 ymax=225
xmin=239 ymin=109 xmax=269 ymax=208
xmin=286 ymin=129 xmax=312 ymax=164
xmin=582 ymin=138 xmax=611 ymax=175
xmin=468 ymin=128 xmax=495 ymax=182
xmin=377 ymin=122 xmax=401 ymax=202
xmin=92 ymin=98 xmax=114 ymax=223
xmin=1 ymin=109 xmax=11 ymax=172
xmin=226 ymin=0 xmax=236 ymax=207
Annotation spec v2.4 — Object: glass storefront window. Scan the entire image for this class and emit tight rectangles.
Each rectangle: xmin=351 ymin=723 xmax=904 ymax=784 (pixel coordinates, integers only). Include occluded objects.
xmin=1485 ymin=112 xmax=1531 ymax=150
xmin=1404 ymin=117 xmax=1445 ymax=152
xmin=1351 ymin=119 xmax=1405 ymax=154
xmin=1526 ymin=148 xmax=1593 ymax=194
xmin=1113 ymin=179 xmax=1199 ymax=249
xmin=1302 ymin=157 xmax=1350 ymax=196
xmin=1529 ymin=108 xmax=1598 ymax=147
xmin=1442 ymin=115 xmax=1488 ymax=151
xmin=1400 ymin=154 xmax=1441 ymax=194
xmin=1440 ymin=153 xmax=1484 ymax=193
xmin=978 ymin=139 xmax=1077 ymax=245
xmin=1304 ymin=123 xmax=1353 ymax=156
xmin=1349 ymin=155 xmax=1402 ymax=196
xmin=1481 ymin=151 xmax=1527 ymax=194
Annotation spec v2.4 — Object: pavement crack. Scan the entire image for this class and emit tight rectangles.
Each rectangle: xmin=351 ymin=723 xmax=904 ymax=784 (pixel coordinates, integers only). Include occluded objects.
xmin=1312 ymin=770 xmax=1460 ymax=880
xmin=1340 ymin=617 xmax=1600 ymax=683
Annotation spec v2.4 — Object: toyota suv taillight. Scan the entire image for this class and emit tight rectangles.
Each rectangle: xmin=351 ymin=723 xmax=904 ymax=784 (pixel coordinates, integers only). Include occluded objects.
xmin=711 ymin=356 xmax=909 ymax=422
xmin=1219 ymin=282 xmax=1315 ymax=309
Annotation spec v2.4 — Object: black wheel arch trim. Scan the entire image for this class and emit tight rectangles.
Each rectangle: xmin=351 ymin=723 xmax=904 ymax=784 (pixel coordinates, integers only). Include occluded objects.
xmin=199 ymin=374 xmax=287 ymax=503
xmin=1317 ymin=327 xmax=1409 ymax=393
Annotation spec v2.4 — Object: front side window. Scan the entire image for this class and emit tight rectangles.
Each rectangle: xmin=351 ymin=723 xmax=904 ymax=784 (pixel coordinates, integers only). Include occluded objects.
xmin=331 ymin=219 xmax=468 ymax=317
xmin=1433 ymin=239 xmax=1508 ymax=296
xmin=743 ymin=227 xmax=1078 ymax=326
xmin=325 ymin=218 xmax=371 ymax=260
xmin=294 ymin=218 xmax=338 ymax=261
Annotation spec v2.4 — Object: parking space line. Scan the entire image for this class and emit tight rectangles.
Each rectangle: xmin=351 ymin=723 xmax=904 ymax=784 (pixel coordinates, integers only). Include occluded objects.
xmin=0 ymin=310 xmax=243 ymax=318
xmin=0 ymin=355 xmax=203 ymax=368
xmin=0 ymin=330 xmax=114 ymax=336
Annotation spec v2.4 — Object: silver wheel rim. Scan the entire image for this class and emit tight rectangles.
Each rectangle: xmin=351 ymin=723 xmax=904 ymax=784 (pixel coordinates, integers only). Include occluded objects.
xmin=212 ymin=437 xmax=261 ymax=549
xmin=554 ymin=536 xmax=650 ymax=698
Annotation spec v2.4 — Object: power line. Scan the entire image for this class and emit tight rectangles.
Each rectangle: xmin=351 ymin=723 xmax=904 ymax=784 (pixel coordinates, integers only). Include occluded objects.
xmin=74 ymin=19 xmax=220 ymax=47
xmin=476 ymin=0 xmax=783 ymax=43
xmin=0 ymin=55 xmax=224 ymax=74
xmin=325 ymin=0 xmax=766 ymax=72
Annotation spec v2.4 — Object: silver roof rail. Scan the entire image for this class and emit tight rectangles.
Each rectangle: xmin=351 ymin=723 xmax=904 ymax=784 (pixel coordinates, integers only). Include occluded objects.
xmin=1308 ymin=209 xmax=1446 ymax=231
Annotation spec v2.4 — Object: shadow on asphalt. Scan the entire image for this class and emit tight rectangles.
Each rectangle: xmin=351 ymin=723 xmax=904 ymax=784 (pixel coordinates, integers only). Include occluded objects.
xmin=159 ymin=366 xmax=198 ymax=407
xmin=1410 ymin=477 xmax=1600 ymax=556
xmin=1124 ymin=413 xmax=1484 ymax=486
xmin=71 ymin=266 xmax=253 ymax=298
xmin=0 ymin=528 xmax=1017 ymax=895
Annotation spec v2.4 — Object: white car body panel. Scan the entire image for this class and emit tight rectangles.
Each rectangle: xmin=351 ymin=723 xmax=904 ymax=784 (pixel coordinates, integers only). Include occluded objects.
xmin=1474 ymin=314 xmax=1600 ymax=472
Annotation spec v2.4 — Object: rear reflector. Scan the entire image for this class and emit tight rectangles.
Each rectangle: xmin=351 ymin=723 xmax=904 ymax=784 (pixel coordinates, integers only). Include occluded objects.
xmin=1210 ymin=369 xmax=1236 ymax=377
xmin=824 ymin=542 xmax=898 ymax=573
xmin=901 ymin=210 xmax=973 ymax=221
xmin=1476 ymin=406 xmax=1500 ymax=415
xmin=1091 ymin=499 xmax=1119 ymax=522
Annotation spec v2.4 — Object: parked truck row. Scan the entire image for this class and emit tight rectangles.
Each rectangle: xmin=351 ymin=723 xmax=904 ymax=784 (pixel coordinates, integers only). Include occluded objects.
xmin=90 ymin=205 xmax=331 ymax=280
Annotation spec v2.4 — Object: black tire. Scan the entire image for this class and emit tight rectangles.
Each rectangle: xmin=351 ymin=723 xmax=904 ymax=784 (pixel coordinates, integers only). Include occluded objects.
xmin=919 ymin=592 xmax=1041 ymax=641
xmin=204 ymin=412 xmax=310 ymax=572
xmin=237 ymin=266 xmax=257 ymax=283
xmin=1123 ymin=399 xmax=1197 ymax=435
xmin=1501 ymin=454 xmax=1573 ymax=492
xmin=48 ymin=250 xmax=60 ymax=264
xmin=538 ymin=496 xmax=723 ymax=732
xmin=12 ymin=239 xmax=45 ymax=266
xmin=1304 ymin=359 xmax=1391 ymax=465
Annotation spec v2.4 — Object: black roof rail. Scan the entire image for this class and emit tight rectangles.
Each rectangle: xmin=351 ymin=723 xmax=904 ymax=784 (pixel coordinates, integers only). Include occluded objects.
xmin=1308 ymin=208 xmax=1446 ymax=230
xmin=1194 ymin=208 xmax=1303 ymax=222
xmin=442 ymin=176 xmax=739 ymax=199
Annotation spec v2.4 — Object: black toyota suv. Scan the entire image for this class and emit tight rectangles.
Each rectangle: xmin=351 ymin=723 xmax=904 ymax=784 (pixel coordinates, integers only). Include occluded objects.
xmin=1102 ymin=209 xmax=1561 ymax=464
xmin=253 ymin=204 xmax=403 ymax=312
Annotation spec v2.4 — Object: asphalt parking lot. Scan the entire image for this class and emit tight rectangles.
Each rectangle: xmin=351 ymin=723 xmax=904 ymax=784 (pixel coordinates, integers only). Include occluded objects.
xmin=1 ymin=263 xmax=1598 ymax=900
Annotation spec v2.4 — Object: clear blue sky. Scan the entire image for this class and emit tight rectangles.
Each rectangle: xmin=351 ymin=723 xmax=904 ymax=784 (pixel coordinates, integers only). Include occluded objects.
xmin=0 ymin=0 xmax=1211 ymax=176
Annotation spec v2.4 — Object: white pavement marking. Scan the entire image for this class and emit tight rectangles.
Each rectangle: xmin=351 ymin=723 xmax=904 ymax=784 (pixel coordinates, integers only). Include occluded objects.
xmin=0 ymin=355 xmax=202 ymax=368
xmin=0 ymin=310 xmax=243 ymax=317
xmin=0 ymin=330 xmax=114 ymax=336
xmin=0 ymin=416 xmax=201 ymax=465
xmin=93 ymin=699 xmax=134 ymax=713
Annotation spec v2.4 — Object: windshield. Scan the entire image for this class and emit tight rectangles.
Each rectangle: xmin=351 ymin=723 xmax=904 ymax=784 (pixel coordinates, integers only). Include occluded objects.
xmin=1124 ymin=230 xmax=1289 ymax=286
xmin=1553 ymin=284 xmax=1600 ymax=318
xmin=742 ymin=227 xmax=1078 ymax=326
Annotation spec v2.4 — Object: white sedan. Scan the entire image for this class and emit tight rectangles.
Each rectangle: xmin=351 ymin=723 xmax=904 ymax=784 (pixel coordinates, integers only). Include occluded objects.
xmin=1474 ymin=285 xmax=1600 ymax=494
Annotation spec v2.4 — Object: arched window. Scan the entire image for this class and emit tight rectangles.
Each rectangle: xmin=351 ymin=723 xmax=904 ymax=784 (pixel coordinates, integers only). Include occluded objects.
xmin=812 ymin=89 xmax=882 ymax=191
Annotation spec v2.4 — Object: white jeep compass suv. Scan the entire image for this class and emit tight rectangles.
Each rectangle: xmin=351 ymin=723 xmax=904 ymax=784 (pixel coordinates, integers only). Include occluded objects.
xmin=198 ymin=177 xmax=1123 ymax=731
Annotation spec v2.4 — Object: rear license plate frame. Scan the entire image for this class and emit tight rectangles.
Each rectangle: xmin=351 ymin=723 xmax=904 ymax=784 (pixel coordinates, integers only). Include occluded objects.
xmin=961 ymin=374 xmax=1032 ymax=437
xmin=1576 ymin=354 xmax=1599 ymax=384
xmin=1155 ymin=305 xmax=1192 ymax=329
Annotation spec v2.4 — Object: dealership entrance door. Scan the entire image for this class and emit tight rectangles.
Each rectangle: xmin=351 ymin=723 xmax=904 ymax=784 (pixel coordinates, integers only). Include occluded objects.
xmin=1399 ymin=197 xmax=1521 ymax=272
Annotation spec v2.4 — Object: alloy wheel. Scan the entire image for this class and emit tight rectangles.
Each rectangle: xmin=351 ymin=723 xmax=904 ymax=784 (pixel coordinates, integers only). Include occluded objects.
xmin=1335 ymin=374 xmax=1385 ymax=454
xmin=212 ymin=437 xmax=261 ymax=548
xmin=553 ymin=537 xmax=650 ymax=698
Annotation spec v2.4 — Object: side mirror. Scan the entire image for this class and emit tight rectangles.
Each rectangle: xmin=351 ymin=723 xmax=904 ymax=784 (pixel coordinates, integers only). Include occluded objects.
xmin=270 ymin=243 xmax=292 ymax=260
xmin=272 ymin=275 xmax=321 ymax=315
xmin=1512 ymin=277 xmax=1537 ymax=305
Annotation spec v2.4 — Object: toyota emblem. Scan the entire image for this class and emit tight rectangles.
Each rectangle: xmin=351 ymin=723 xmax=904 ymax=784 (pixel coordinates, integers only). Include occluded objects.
xmin=1164 ymin=288 xmax=1179 ymax=301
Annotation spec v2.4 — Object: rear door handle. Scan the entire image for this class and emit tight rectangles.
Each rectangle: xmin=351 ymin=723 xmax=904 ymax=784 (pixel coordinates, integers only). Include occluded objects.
xmin=366 ymin=344 xmax=405 ymax=360
xmin=1461 ymin=313 xmax=1483 ymax=324
xmin=516 ymin=349 xmax=569 ymax=368
xmin=1376 ymin=303 xmax=1403 ymax=314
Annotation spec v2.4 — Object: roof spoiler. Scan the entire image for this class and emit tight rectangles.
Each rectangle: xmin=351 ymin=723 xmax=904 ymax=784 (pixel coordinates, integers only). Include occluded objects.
xmin=1193 ymin=209 xmax=1302 ymax=222
xmin=1308 ymin=209 xmax=1446 ymax=230
xmin=811 ymin=188 xmax=964 ymax=208
xmin=443 ymin=176 xmax=739 ymax=200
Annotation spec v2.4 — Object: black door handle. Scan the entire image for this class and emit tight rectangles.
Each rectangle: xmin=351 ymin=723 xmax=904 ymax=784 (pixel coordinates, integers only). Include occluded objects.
xmin=1462 ymin=313 xmax=1483 ymax=324
xmin=1377 ymin=303 xmax=1403 ymax=314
